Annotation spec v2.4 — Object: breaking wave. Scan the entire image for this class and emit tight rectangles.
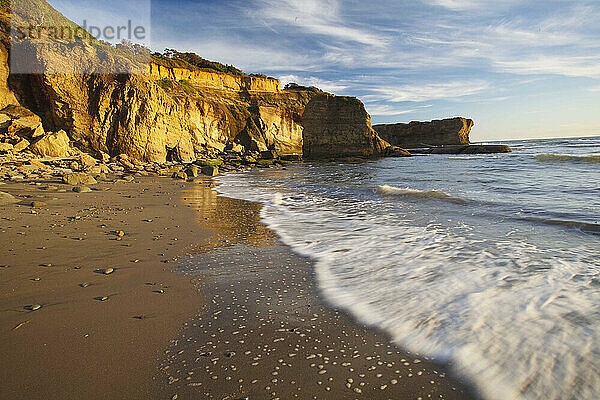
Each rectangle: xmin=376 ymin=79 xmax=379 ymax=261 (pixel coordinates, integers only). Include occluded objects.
xmin=377 ymin=184 xmax=469 ymax=204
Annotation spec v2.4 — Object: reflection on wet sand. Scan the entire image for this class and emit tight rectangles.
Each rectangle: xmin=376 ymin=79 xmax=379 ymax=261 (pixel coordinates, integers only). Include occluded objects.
xmin=180 ymin=177 xmax=276 ymax=249
xmin=159 ymin=177 xmax=479 ymax=400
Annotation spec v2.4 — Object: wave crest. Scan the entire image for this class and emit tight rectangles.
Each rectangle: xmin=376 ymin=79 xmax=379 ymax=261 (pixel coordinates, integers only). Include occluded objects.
xmin=525 ymin=217 xmax=600 ymax=234
xmin=377 ymin=185 xmax=469 ymax=204
xmin=535 ymin=154 xmax=600 ymax=164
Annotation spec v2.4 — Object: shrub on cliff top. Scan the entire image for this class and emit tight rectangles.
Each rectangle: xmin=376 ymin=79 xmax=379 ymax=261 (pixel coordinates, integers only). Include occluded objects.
xmin=284 ymin=82 xmax=322 ymax=93
xmin=152 ymin=49 xmax=245 ymax=76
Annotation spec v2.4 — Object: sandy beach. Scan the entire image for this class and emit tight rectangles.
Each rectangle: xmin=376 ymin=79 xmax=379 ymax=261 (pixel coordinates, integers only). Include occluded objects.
xmin=0 ymin=175 xmax=210 ymax=399
xmin=1 ymin=173 xmax=479 ymax=399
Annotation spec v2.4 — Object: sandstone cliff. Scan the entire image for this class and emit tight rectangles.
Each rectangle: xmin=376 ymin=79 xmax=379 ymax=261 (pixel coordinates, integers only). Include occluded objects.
xmin=0 ymin=43 xmax=18 ymax=109
xmin=373 ymin=118 xmax=474 ymax=148
xmin=147 ymin=63 xmax=281 ymax=93
xmin=302 ymin=94 xmax=402 ymax=159
xmin=0 ymin=1 xmax=315 ymax=162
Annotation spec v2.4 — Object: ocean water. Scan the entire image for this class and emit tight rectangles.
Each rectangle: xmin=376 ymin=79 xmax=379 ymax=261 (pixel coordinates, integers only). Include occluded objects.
xmin=215 ymin=136 xmax=600 ymax=400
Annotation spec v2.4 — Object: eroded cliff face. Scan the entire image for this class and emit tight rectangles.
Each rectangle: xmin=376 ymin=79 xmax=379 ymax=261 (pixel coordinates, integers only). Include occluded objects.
xmin=373 ymin=118 xmax=473 ymax=148
xmin=0 ymin=3 xmax=313 ymax=163
xmin=0 ymin=40 xmax=18 ymax=109
xmin=302 ymin=94 xmax=391 ymax=159
xmin=6 ymin=64 xmax=311 ymax=162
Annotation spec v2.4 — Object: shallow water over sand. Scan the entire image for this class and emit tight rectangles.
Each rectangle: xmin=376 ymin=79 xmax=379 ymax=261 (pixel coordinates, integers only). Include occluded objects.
xmin=216 ymin=136 xmax=600 ymax=400
xmin=161 ymin=181 xmax=475 ymax=399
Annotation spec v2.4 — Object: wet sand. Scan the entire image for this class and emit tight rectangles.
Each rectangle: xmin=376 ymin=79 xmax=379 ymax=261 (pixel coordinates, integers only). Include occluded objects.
xmin=0 ymin=176 xmax=210 ymax=399
xmin=158 ymin=179 xmax=480 ymax=399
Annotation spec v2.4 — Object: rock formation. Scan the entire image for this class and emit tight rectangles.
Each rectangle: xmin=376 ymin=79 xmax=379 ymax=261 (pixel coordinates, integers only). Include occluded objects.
xmin=373 ymin=118 xmax=474 ymax=148
xmin=302 ymin=94 xmax=406 ymax=159
xmin=0 ymin=1 xmax=316 ymax=163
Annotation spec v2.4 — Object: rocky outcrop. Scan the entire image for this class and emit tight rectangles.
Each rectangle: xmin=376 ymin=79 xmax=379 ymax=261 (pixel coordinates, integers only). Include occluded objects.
xmin=0 ymin=104 xmax=81 ymax=156
xmin=6 ymin=64 xmax=311 ymax=163
xmin=302 ymin=94 xmax=397 ymax=159
xmin=373 ymin=118 xmax=473 ymax=148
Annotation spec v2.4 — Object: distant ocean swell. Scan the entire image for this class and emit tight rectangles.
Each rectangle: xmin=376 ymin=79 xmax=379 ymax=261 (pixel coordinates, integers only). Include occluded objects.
xmin=523 ymin=216 xmax=600 ymax=234
xmin=535 ymin=154 xmax=600 ymax=164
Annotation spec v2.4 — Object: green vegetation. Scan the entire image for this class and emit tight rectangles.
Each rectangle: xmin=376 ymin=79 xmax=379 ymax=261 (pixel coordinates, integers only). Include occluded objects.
xmin=152 ymin=49 xmax=245 ymax=76
xmin=177 ymin=79 xmax=197 ymax=95
xmin=195 ymin=159 xmax=223 ymax=167
xmin=284 ymin=82 xmax=322 ymax=93
xmin=157 ymin=78 xmax=174 ymax=91
xmin=157 ymin=78 xmax=201 ymax=96
xmin=257 ymin=159 xmax=276 ymax=167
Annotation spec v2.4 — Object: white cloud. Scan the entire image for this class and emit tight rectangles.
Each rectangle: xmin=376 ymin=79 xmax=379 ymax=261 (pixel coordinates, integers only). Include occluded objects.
xmin=408 ymin=4 xmax=600 ymax=79
xmin=493 ymin=56 xmax=600 ymax=79
xmin=278 ymin=74 xmax=349 ymax=93
xmin=253 ymin=0 xmax=389 ymax=47
xmin=423 ymin=0 xmax=524 ymax=11
xmin=366 ymin=104 xmax=433 ymax=116
xmin=363 ymin=81 xmax=491 ymax=103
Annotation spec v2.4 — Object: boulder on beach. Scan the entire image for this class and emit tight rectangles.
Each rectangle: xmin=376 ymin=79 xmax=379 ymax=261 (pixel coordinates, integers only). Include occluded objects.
xmin=259 ymin=150 xmax=278 ymax=160
xmin=79 ymin=153 xmax=97 ymax=168
xmin=13 ymin=138 xmax=29 ymax=152
xmin=29 ymin=130 xmax=72 ymax=157
xmin=0 ymin=191 xmax=18 ymax=205
xmin=62 ymin=172 xmax=97 ymax=186
xmin=201 ymin=165 xmax=219 ymax=176
xmin=185 ymin=165 xmax=200 ymax=178
xmin=0 ymin=142 xmax=13 ymax=152
xmin=0 ymin=105 xmax=45 ymax=140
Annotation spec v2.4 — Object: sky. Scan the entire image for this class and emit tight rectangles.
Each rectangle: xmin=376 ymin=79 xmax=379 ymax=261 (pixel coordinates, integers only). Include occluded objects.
xmin=50 ymin=0 xmax=600 ymax=141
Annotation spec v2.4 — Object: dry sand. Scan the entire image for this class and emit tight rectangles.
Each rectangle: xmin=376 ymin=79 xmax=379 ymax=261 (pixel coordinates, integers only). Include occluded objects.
xmin=0 ymin=176 xmax=210 ymax=399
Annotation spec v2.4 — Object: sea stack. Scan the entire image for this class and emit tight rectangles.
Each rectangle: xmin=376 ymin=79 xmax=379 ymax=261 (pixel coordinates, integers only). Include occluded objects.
xmin=302 ymin=93 xmax=402 ymax=159
xmin=373 ymin=117 xmax=474 ymax=148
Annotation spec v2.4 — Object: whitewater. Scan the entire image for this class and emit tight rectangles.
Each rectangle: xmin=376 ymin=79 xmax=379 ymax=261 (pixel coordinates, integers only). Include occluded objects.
xmin=215 ymin=136 xmax=600 ymax=400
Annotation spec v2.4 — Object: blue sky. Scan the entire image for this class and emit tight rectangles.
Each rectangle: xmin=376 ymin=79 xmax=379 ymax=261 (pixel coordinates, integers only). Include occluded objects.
xmin=51 ymin=0 xmax=600 ymax=141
